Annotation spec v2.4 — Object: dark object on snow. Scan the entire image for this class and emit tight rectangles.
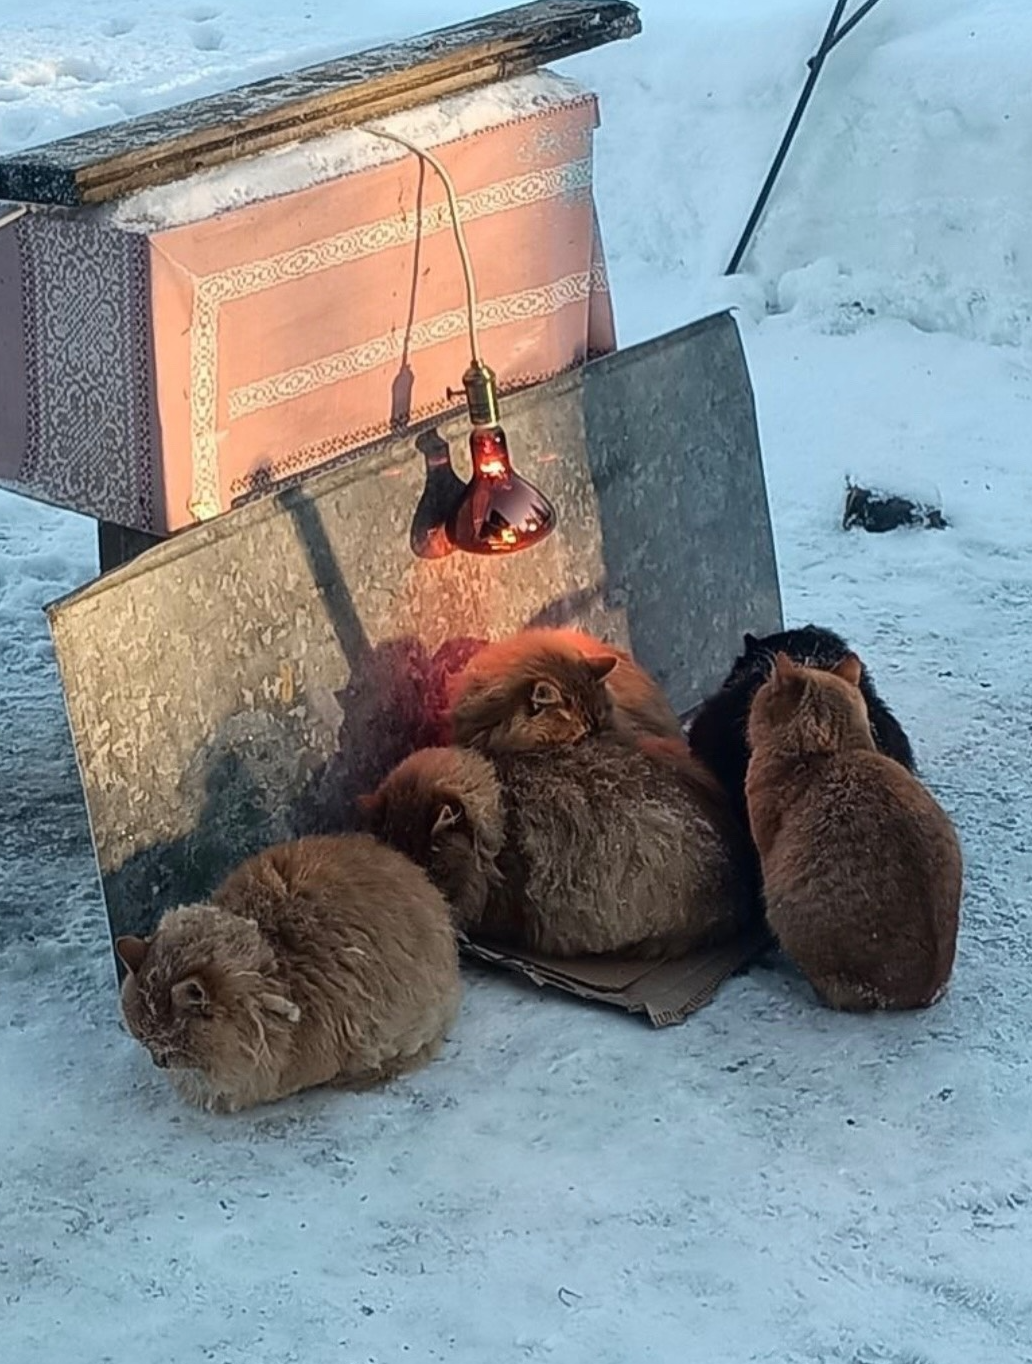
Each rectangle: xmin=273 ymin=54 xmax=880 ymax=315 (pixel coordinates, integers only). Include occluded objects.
xmin=44 ymin=312 xmax=783 ymax=1009
xmin=726 ymin=0 xmax=884 ymax=276
xmin=0 ymin=0 xmax=641 ymax=206
xmin=688 ymin=623 xmax=916 ymax=826
xmin=843 ymin=483 xmax=948 ymax=534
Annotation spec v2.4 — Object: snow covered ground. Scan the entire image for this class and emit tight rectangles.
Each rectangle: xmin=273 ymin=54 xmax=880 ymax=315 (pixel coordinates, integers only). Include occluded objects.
xmin=3 ymin=1 xmax=1032 ymax=1360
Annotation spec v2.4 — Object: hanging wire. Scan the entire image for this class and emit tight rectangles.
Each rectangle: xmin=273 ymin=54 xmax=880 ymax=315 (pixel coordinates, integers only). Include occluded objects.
xmin=361 ymin=124 xmax=482 ymax=365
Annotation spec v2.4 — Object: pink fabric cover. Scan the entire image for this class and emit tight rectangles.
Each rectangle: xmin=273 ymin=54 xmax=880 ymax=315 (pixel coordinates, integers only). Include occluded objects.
xmin=0 ymin=92 xmax=615 ymax=534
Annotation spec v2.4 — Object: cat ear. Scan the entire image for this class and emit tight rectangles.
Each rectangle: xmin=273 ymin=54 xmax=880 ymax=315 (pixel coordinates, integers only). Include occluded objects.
xmin=432 ymin=801 xmax=464 ymax=836
xmin=171 ymin=976 xmax=210 ymax=1013
xmin=743 ymin=632 xmax=759 ymax=651
xmin=529 ymin=679 xmax=563 ymax=710
xmin=832 ymin=652 xmax=863 ymax=688
xmin=260 ymin=992 xmax=301 ymax=1023
xmin=586 ymin=654 xmax=618 ymax=681
xmin=771 ymin=651 xmax=798 ymax=683
xmin=115 ymin=935 xmax=150 ymax=974
xmin=767 ymin=652 xmax=805 ymax=695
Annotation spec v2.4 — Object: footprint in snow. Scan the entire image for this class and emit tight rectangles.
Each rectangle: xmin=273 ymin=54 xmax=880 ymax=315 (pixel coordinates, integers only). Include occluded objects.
xmin=55 ymin=56 xmax=106 ymax=83
xmin=101 ymin=17 xmax=135 ymax=37
xmin=190 ymin=23 xmax=225 ymax=52
xmin=7 ymin=56 xmax=106 ymax=87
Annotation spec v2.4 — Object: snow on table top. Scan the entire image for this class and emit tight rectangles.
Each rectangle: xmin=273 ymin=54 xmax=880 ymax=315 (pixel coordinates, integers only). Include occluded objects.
xmin=3 ymin=1 xmax=1032 ymax=1361
xmin=100 ymin=71 xmax=591 ymax=233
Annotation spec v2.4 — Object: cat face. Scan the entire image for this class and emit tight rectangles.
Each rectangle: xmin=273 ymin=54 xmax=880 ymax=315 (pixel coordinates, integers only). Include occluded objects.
xmin=748 ymin=651 xmax=872 ymax=753
xmin=116 ymin=906 xmax=299 ymax=1083
xmin=359 ymin=747 xmax=504 ymax=928
xmin=450 ymin=645 xmax=619 ymax=751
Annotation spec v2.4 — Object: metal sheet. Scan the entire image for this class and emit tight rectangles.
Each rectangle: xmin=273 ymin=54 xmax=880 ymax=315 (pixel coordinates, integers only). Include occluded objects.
xmin=45 ymin=310 xmax=782 ymax=957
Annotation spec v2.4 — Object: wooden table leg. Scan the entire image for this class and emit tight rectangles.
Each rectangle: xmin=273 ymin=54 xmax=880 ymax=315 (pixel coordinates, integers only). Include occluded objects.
xmin=97 ymin=521 xmax=164 ymax=573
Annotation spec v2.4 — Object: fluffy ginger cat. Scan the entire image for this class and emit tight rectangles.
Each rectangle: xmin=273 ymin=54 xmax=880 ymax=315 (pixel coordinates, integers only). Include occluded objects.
xmin=746 ymin=652 xmax=961 ymax=1011
xmin=116 ymin=834 xmax=461 ymax=1112
xmin=359 ymin=739 xmax=752 ymax=958
xmin=448 ymin=627 xmax=685 ymax=752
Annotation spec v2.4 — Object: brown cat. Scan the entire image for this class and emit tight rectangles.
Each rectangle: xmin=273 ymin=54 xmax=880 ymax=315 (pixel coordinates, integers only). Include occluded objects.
xmin=359 ymin=738 xmax=753 ymax=958
xmin=448 ymin=627 xmax=685 ymax=751
xmin=746 ymin=653 xmax=961 ymax=1011
xmin=116 ymin=834 xmax=461 ymax=1112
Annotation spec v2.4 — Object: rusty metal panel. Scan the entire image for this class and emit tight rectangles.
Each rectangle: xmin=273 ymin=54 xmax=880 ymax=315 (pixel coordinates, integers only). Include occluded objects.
xmin=45 ymin=310 xmax=781 ymax=954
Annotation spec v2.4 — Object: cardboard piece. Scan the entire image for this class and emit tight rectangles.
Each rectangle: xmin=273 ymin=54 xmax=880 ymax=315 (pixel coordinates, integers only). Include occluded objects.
xmin=459 ymin=930 xmax=771 ymax=1026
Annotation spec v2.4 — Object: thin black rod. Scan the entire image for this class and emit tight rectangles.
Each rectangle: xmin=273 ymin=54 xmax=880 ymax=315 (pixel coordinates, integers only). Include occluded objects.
xmin=726 ymin=0 xmax=880 ymax=276
xmin=824 ymin=0 xmax=883 ymax=56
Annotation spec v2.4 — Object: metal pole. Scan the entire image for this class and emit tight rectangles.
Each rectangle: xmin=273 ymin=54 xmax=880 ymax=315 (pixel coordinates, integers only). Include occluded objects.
xmin=725 ymin=0 xmax=883 ymax=276
xmin=824 ymin=0 xmax=883 ymax=55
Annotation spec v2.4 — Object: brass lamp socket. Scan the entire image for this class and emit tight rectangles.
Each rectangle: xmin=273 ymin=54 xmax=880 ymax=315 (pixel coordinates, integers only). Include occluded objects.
xmin=462 ymin=360 xmax=500 ymax=428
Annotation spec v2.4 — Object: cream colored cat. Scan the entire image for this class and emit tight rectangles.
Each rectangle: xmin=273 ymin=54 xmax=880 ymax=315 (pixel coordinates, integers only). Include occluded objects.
xmin=117 ymin=833 xmax=461 ymax=1112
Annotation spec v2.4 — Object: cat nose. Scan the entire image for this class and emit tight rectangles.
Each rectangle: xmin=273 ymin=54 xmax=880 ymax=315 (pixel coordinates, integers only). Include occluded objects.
xmin=152 ymin=1051 xmax=170 ymax=1069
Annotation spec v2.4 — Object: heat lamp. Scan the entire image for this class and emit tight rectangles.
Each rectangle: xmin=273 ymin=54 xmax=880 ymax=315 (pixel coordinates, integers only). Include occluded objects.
xmin=446 ymin=359 xmax=557 ymax=555
xmin=365 ymin=124 xmax=558 ymax=557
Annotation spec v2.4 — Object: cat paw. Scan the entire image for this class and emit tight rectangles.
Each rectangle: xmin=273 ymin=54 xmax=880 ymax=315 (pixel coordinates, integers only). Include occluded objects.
xmin=813 ymin=973 xmax=882 ymax=1012
xmin=172 ymin=1069 xmax=230 ymax=1110
xmin=199 ymin=1088 xmax=241 ymax=1114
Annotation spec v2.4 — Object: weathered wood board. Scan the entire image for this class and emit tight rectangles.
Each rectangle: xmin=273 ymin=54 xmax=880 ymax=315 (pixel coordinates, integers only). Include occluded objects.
xmin=0 ymin=0 xmax=640 ymax=206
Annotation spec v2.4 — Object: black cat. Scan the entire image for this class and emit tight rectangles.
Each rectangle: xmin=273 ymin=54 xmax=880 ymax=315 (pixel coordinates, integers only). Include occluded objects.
xmin=688 ymin=624 xmax=916 ymax=823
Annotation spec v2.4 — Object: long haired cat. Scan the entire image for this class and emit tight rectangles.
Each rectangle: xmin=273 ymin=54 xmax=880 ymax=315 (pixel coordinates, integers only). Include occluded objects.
xmin=359 ymin=738 xmax=754 ymax=958
xmin=116 ymin=834 xmax=461 ymax=1112
xmin=746 ymin=653 xmax=961 ymax=1011
xmin=448 ymin=627 xmax=685 ymax=751
xmin=689 ymin=623 xmax=915 ymax=821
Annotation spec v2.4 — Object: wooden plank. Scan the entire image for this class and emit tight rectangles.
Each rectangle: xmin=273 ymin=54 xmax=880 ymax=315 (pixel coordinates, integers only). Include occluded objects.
xmin=0 ymin=0 xmax=640 ymax=208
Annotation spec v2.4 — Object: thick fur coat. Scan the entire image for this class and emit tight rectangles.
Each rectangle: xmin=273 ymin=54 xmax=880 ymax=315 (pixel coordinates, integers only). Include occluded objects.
xmin=117 ymin=834 xmax=461 ymax=1112
xmin=448 ymin=627 xmax=685 ymax=750
xmin=746 ymin=653 xmax=961 ymax=1011
xmin=360 ymin=740 xmax=753 ymax=958
xmin=689 ymin=624 xmax=916 ymax=822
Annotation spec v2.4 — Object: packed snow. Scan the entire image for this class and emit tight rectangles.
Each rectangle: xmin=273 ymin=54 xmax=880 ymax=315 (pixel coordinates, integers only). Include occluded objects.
xmin=3 ymin=1 xmax=1032 ymax=1360
xmin=101 ymin=71 xmax=590 ymax=232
